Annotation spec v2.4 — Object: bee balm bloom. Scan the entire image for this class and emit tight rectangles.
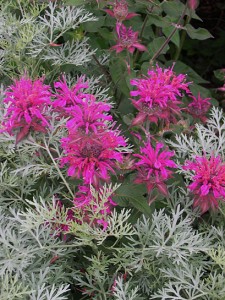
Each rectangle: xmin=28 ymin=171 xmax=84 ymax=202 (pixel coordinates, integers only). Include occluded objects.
xmin=183 ymin=156 xmax=225 ymax=214
xmin=111 ymin=23 xmax=147 ymax=54
xmin=105 ymin=0 xmax=138 ymax=23
xmin=2 ymin=77 xmax=52 ymax=143
xmin=186 ymin=93 xmax=211 ymax=123
xmin=134 ymin=142 xmax=177 ymax=196
xmin=61 ymin=129 xmax=127 ymax=186
xmin=130 ymin=65 xmax=190 ymax=126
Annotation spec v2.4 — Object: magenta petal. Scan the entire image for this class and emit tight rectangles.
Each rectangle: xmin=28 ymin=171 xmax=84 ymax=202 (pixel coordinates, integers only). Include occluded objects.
xmin=126 ymin=13 xmax=139 ymax=19
xmin=130 ymin=91 xmax=140 ymax=96
xmin=133 ymin=43 xmax=147 ymax=52
xmin=200 ymin=184 xmax=210 ymax=196
xmin=131 ymin=113 xmax=146 ymax=126
xmin=104 ymin=9 xmax=115 ymax=17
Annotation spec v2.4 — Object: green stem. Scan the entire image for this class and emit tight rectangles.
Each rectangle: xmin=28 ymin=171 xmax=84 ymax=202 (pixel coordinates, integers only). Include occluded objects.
xmin=150 ymin=5 xmax=187 ymax=64
xmin=133 ymin=14 xmax=149 ymax=65
xmin=174 ymin=15 xmax=191 ymax=61
xmin=92 ymin=54 xmax=111 ymax=81
xmin=43 ymin=138 xmax=75 ymax=199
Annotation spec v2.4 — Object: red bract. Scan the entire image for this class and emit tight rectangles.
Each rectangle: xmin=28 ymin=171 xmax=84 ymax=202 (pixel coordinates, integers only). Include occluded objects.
xmin=186 ymin=93 xmax=211 ymax=123
xmin=105 ymin=0 xmax=138 ymax=23
xmin=130 ymin=65 xmax=190 ymax=126
xmin=111 ymin=23 xmax=147 ymax=54
xmin=134 ymin=142 xmax=177 ymax=196
xmin=61 ymin=128 xmax=127 ymax=186
xmin=183 ymin=156 xmax=225 ymax=214
xmin=2 ymin=77 xmax=52 ymax=143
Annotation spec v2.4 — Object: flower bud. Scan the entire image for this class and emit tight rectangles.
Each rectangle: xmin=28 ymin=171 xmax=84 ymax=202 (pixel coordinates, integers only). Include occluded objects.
xmin=187 ymin=0 xmax=199 ymax=10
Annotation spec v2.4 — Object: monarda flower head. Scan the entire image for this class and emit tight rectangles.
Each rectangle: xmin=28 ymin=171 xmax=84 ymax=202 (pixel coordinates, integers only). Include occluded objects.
xmin=186 ymin=93 xmax=211 ymax=123
xmin=183 ymin=156 xmax=225 ymax=214
xmin=105 ymin=0 xmax=138 ymax=23
xmin=61 ymin=127 xmax=128 ymax=186
xmin=111 ymin=23 xmax=147 ymax=54
xmin=130 ymin=65 xmax=190 ymax=126
xmin=134 ymin=142 xmax=177 ymax=196
xmin=53 ymin=76 xmax=89 ymax=116
xmin=66 ymin=98 xmax=112 ymax=135
xmin=2 ymin=77 xmax=52 ymax=143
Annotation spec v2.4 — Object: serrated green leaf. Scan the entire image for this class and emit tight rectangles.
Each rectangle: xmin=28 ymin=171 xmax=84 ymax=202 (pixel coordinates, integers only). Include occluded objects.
xmin=185 ymin=24 xmax=213 ymax=40
xmin=113 ymin=184 xmax=152 ymax=216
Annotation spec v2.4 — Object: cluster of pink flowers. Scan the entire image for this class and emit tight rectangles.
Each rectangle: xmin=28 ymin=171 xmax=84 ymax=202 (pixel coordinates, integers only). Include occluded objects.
xmin=57 ymin=79 xmax=128 ymax=187
xmin=186 ymin=93 xmax=211 ymax=123
xmin=105 ymin=0 xmax=146 ymax=54
xmin=130 ymin=65 xmax=190 ymax=126
xmin=55 ymin=78 xmax=129 ymax=230
xmin=183 ymin=155 xmax=225 ymax=214
xmin=134 ymin=141 xmax=177 ymax=197
xmin=1 ymin=77 xmax=52 ymax=143
xmin=1 ymin=75 xmax=128 ymax=232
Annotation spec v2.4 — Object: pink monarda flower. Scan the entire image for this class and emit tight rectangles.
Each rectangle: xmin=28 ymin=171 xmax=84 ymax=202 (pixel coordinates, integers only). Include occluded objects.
xmin=134 ymin=142 xmax=177 ymax=196
xmin=183 ymin=156 xmax=225 ymax=214
xmin=73 ymin=184 xmax=117 ymax=230
xmin=186 ymin=93 xmax=211 ymax=123
xmin=2 ymin=77 xmax=52 ymax=143
xmin=61 ymin=128 xmax=127 ymax=186
xmin=66 ymin=99 xmax=112 ymax=135
xmin=105 ymin=0 xmax=138 ymax=23
xmin=53 ymin=76 xmax=89 ymax=115
xmin=111 ymin=23 xmax=147 ymax=54
xmin=130 ymin=65 xmax=190 ymax=126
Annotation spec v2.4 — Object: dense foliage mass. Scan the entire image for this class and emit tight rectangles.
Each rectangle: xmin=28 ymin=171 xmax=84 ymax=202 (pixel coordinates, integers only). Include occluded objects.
xmin=1 ymin=0 xmax=225 ymax=299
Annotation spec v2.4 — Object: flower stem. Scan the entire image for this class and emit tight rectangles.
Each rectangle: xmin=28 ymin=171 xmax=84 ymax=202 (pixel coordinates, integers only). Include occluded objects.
xmin=43 ymin=137 xmax=74 ymax=199
xmin=150 ymin=5 xmax=187 ymax=64
xmin=174 ymin=15 xmax=191 ymax=61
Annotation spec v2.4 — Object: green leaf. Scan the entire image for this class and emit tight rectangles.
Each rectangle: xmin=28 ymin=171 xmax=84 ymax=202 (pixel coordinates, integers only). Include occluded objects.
xmin=185 ymin=24 xmax=213 ymax=40
xmin=64 ymin=0 xmax=87 ymax=5
xmin=113 ymin=184 xmax=152 ymax=217
xmin=109 ymin=59 xmax=130 ymax=96
xmin=168 ymin=61 xmax=208 ymax=84
xmin=148 ymin=37 xmax=170 ymax=58
xmin=162 ymin=25 xmax=180 ymax=47
xmin=214 ymin=69 xmax=225 ymax=82
xmin=162 ymin=1 xmax=186 ymax=18
xmin=98 ymin=28 xmax=114 ymax=40
xmin=83 ymin=17 xmax=105 ymax=33
xmin=147 ymin=15 xmax=171 ymax=28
